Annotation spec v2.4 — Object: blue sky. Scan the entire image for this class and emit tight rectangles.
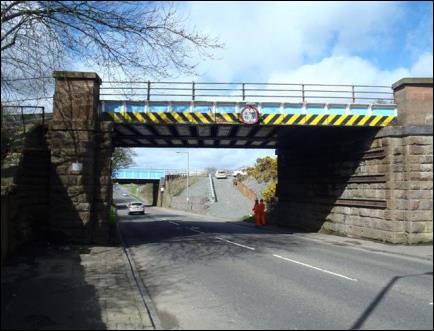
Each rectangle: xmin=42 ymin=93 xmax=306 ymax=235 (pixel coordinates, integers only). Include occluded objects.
xmin=127 ymin=1 xmax=432 ymax=171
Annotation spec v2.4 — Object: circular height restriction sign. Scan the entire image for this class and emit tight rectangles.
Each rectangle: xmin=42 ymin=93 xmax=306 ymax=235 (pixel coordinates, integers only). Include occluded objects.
xmin=240 ymin=105 xmax=260 ymax=125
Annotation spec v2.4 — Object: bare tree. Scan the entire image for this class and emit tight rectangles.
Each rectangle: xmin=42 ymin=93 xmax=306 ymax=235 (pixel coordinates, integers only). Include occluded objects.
xmin=1 ymin=1 xmax=222 ymax=104
xmin=111 ymin=147 xmax=137 ymax=176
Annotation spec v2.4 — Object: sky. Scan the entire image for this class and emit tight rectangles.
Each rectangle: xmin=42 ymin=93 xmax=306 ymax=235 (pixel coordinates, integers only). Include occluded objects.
xmin=123 ymin=1 xmax=434 ymax=171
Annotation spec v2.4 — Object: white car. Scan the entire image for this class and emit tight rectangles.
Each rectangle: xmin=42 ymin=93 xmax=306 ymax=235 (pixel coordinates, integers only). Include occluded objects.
xmin=215 ymin=170 xmax=228 ymax=179
xmin=128 ymin=202 xmax=145 ymax=215
xmin=232 ymin=170 xmax=246 ymax=177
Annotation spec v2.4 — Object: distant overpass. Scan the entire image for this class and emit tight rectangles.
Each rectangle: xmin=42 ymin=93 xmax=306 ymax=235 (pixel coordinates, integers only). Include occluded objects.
xmin=112 ymin=168 xmax=206 ymax=184
xmin=113 ymin=168 xmax=166 ymax=181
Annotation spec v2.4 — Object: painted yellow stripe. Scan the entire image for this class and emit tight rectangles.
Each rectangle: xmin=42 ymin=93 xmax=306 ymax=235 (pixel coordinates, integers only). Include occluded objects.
xmin=121 ymin=111 xmax=133 ymax=122
xmin=323 ymin=114 xmax=336 ymax=125
xmin=345 ymin=115 xmax=360 ymax=126
xmin=381 ymin=116 xmax=395 ymax=127
xmin=369 ymin=115 xmax=383 ymax=127
xmin=196 ymin=112 xmax=209 ymax=124
xmin=333 ymin=114 xmax=348 ymax=126
xmin=298 ymin=114 xmax=312 ymax=125
xmin=310 ymin=114 xmax=325 ymax=126
xmin=222 ymin=113 xmax=234 ymax=123
xmin=287 ymin=114 xmax=301 ymax=125
xmin=274 ymin=114 xmax=286 ymax=125
xmin=108 ymin=112 xmax=117 ymax=121
xmin=263 ymin=114 xmax=275 ymax=125
xmin=171 ymin=112 xmax=184 ymax=123
xmin=158 ymin=112 xmax=171 ymax=123
xmin=134 ymin=112 xmax=146 ymax=122
xmin=184 ymin=112 xmax=195 ymax=123
xmin=148 ymin=112 xmax=159 ymax=123
xmin=115 ymin=112 xmax=124 ymax=122
xmin=357 ymin=115 xmax=371 ymax=126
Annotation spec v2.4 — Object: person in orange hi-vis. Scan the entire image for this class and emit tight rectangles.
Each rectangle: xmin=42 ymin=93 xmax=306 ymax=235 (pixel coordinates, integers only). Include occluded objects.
xmin=258 ymin=199 xmax=267 ymax=226
xmin=252 ymin=199 xmax=261 ymax=227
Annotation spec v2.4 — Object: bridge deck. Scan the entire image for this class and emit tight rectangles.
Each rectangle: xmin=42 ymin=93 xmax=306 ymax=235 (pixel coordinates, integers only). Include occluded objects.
xmin=102 ymin=101 xmax=396 ymax=127
xmin=101 ymin=100 xmax=397 ymax=149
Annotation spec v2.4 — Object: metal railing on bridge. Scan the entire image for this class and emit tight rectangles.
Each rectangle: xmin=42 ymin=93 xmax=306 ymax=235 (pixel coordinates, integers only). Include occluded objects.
xmin=100 ymin=81 xmax=395 ymax=104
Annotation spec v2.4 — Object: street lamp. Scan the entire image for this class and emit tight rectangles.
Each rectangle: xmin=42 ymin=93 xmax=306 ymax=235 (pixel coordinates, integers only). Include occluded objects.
xmin=176 ymin=151 xmax=190 ymax=209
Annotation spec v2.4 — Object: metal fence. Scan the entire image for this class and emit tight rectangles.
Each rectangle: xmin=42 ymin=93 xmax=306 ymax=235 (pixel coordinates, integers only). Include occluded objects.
xmin=1 ymin=106 xmax=47 ymax=133
xmin=100 ymin=81 xmax=395 ymax=104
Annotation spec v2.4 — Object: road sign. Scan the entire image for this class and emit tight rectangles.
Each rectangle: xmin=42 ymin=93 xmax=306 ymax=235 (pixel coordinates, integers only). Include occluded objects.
xmin=240 ymin=105 xmax=260 ymax=125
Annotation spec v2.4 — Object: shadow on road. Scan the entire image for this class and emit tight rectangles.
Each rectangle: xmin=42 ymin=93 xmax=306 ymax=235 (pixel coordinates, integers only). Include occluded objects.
xmin=350 ymin=271 xmax=433 ymax=330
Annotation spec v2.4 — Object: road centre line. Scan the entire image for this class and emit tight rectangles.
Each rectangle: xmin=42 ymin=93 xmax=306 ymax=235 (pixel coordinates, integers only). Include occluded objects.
xmin=215 ymin=237 xmax=256 ymax=251
xmin=273 ymin=254 xmax=358 ymax=282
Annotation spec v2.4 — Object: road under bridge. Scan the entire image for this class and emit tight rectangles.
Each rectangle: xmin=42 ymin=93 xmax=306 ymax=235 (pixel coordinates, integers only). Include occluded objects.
xmin=44 ymin=72 xmax=432 ymax=244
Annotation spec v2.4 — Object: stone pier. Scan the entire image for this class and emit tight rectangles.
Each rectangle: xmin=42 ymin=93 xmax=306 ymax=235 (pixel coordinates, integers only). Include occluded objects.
xmin=47 ymin=72 xmax=113 ymax=243
xmin=275 ymin=78 xmax=433 ymax=244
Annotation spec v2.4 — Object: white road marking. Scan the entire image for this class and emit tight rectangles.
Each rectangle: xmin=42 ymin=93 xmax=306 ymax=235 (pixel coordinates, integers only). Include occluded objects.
xmin=167 ymin=221 xmax=180 ymax=226
xmin=215 ymin=237 xmax=255 ymax=251
xmin=273 ymin=254 xmax=358 ymax=282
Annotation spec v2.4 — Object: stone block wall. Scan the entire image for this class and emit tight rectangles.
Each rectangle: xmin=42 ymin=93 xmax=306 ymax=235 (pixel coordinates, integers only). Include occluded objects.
xmin=276 ymin=126 xmax=433 ymax=244
xmin=1 ymin=125 xmax=51 ymax=255
xmin=380 ymin=128 xmax=433 ymax=243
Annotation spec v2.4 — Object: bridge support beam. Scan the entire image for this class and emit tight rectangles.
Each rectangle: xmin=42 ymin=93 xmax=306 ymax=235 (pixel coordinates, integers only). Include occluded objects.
xmin=47 ymin=71 xmax=113 ymax=243
xmin=275 ymin=78 xmax=432 ymax=244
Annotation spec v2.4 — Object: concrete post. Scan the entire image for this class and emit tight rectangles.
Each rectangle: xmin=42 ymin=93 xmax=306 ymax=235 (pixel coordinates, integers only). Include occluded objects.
xmin=47 ymin=71 xmax=111 ymax=243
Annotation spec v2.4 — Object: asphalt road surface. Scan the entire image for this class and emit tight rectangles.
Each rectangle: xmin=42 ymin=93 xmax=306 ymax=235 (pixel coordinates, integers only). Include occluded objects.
xmin=114 ymin=187 xmax=433 ymax=330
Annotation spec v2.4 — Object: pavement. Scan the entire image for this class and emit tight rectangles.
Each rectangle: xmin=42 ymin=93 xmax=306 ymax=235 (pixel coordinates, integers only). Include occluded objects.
xmin=1 ymin=241 xmax=154 ymax=330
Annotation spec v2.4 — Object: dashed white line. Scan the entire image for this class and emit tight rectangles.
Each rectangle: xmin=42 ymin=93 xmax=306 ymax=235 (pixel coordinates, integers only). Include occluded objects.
xmin=273 ymin=254 xmax=358 ymax=282
xmin=215 ymin=237 xmax=256 ymax=251
xmin=167 ymin=221 xmax=180 ymax=226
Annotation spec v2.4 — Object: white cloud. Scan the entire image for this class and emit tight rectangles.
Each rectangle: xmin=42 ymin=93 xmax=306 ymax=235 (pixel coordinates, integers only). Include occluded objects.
xmin=182 ymin=1 xmax=405 ymax=81
xmin=268 ymin=53 xmax=433 ymax=85
xmin=268 ymin=55 xmax=409 ymax=86
xmin=410 ymin=52 xmax=434 ymax=77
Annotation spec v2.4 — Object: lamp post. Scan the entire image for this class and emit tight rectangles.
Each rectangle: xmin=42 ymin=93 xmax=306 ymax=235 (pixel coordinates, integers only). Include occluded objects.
xmin=176 ymin=151 xmax=190 ymax=209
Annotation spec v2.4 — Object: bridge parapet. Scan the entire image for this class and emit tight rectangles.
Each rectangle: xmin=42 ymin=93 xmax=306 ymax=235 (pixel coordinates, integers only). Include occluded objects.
xmin=102 ymin=100 xmax=397 ymax=127
xmin=100 ymin=81 xmax=397 ymax=127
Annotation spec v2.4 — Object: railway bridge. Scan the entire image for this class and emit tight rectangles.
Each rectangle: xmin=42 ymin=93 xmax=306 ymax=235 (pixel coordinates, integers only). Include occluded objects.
xmin=47 ymin=72 xmax=432 ymax=244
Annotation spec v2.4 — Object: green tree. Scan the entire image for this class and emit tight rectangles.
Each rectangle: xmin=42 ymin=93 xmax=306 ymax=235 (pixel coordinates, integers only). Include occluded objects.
xmin=246 ymin=156 xmax=277 ymax=183
xmin=246 ymin=156 xmax=277 ymax=204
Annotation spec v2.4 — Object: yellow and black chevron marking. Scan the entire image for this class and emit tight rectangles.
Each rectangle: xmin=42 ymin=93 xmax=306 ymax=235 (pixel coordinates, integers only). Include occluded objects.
xmin=105 ymin=111 xmax=214 ymax=124
xmin=260 ymin=113 xmax=396 ymax=127
xmin=104 ymin=112 xmax=396 ymax=127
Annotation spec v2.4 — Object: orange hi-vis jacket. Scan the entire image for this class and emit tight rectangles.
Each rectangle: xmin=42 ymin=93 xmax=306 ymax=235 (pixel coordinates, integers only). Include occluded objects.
xmin=257 ymin=202 xmax=265 ymax=214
